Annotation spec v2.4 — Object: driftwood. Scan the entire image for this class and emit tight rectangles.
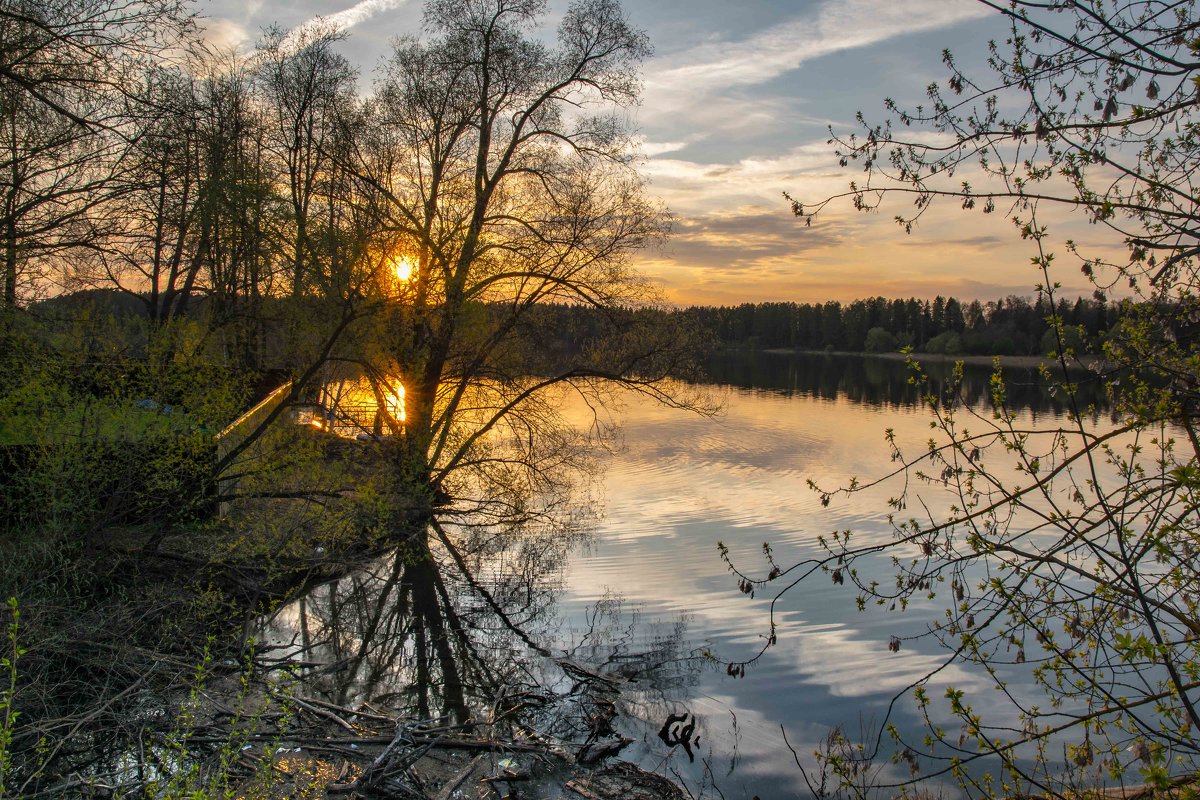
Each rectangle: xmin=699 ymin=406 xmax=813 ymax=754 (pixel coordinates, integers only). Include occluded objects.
xmin=353 ymin=723 xmax=425 ymax=793
xmin=299 ymin=695 xmax=396 ymax=724
xmin=565 ymin=779 xmax=604 ymax=799
xmin=80 ymin=651 xmax=688 ymax=800
xmin=575 ymin=735 xmax=633 ymax=765
xmin=432 ymin=754 xmax=487 ymax=800
xmin=291 ymin=697 xmax=358 ymax=733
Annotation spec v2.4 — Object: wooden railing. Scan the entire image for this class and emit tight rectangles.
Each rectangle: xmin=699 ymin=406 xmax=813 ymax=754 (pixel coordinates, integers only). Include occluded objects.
xmin=215 ymin=381 xmax=293 ymax=515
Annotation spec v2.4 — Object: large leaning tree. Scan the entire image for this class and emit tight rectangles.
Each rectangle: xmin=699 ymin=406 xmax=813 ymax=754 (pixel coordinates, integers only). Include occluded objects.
xmin=348 ymin=0 xmax=704 ymax=526
xmin=728 ymin=3 xmax=1200 ymax=799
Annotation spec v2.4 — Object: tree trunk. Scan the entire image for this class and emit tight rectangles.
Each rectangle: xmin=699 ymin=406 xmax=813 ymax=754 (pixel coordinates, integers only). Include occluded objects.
xmin=408 ymin=539 xmax=469 ymax=725
xmin=3 ymin=217 xmax=16 ymax=310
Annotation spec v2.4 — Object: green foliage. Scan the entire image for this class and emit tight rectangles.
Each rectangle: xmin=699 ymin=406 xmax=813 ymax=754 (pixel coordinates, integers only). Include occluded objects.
xmin=864 ymin=326 xmax=898 ymax=353
xmin=0 ymin=599 xmax=22 ymax=798
xmin=922 ymin=330 xmax=963 ymax=355
xmin=1040 ymin=324 xmax=1087 ymax=358
xmin=0 ymin=387 xmax=220 ymax=542
xmin=0 ymin=310 xmax=255 ymax=539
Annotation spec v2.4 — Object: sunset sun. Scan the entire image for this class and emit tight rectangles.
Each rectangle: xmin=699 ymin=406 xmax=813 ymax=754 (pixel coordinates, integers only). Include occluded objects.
xmin=390 ymin=255 xmax=416 ymax=283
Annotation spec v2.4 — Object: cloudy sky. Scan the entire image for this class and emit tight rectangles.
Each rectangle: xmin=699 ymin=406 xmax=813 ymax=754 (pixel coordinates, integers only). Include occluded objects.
xmin=198 ymin=0 xmax=1103 ymax=305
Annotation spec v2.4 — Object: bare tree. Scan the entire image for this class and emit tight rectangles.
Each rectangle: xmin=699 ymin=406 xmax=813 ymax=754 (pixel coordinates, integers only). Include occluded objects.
xmin=0 ymin=0 xmax=195 ymax=308
xmin=0 ymin=81 xmax=112 ymax=307
xmin=254 ymin=23 xmax=358 ymax=299
xmin=349 ymin=0 xmax=705 ymax=522
xmin=79 ymin=68 xmax=205 ymax=323
xmin=0 ymin=0 xmax=193 ymax=130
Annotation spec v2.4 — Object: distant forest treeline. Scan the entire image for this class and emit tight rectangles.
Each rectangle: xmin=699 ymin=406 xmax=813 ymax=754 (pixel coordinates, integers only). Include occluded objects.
xmin=679 ymin=295 xmax=1121 ymax=355
xmin=39 ymin=290 xmax=1124 ymax=360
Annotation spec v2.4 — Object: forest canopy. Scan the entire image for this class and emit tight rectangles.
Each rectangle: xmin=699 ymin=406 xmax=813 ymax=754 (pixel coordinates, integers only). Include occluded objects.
xmin=683 ymin=294 xmax=1118 ymax=355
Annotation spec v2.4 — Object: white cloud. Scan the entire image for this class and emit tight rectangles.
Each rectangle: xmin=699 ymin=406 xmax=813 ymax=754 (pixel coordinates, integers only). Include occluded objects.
xmin=284 ymin=0 xmax=411 ymax=47
xmin=322 ymin=0 xmax=410 ymax=29
xmin=202 ymin=17 xmax=253 ymax=51
xmin=647 ymin=0 xmax=989 ymax=95
xmin=642 ymin=142 xmax=846 ymax=217
xmin=633 ymin=0 xmax=990 ymax=142
xmin=638 ymin=139 xmax=692 ymax=157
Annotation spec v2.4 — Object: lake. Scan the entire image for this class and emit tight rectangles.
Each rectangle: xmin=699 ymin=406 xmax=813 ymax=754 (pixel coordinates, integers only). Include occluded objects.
xmin=550 ymin=352 xmax=1120 ymax=797
xmin=261 ymin=352 xmax=1120 ymax=798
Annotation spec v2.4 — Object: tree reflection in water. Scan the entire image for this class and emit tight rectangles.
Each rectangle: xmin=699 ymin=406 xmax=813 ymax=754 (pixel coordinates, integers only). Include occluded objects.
xmin=257 ymin=510 xmax=701 ymax=754
xmin=705 ymin=351 xmax=1116 ymax=418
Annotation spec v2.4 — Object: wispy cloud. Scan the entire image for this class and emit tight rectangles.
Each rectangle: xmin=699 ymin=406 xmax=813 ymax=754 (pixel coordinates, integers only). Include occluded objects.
xmin=322 ymin=0 xmax=409 ymax=30
xmin=643 ymin=143 xmax=848 ymax=217
xmin=637 ymin=139 xmax=692 ymax=157
xmin=284 ymin=0 xmax=410 ymax=47
xmin=664 ymin=207 xmax=845 ymax=273
xmin=630 ymin=144 xmax=1097 ymax=304
xmin=647 ymin=0 xmax=989 ymax=95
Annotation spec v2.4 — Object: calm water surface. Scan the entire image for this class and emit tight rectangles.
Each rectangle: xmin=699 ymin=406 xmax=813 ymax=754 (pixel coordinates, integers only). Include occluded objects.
xmin=263 ymin=352 xmax=1116 ymax=798
xmin=551 ymin=352 xmax=1113 ymax=797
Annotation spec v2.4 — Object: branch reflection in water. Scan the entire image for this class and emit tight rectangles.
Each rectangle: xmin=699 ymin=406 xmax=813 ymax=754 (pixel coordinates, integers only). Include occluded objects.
xmin=255 ymin=505 xmax=703 ymax=764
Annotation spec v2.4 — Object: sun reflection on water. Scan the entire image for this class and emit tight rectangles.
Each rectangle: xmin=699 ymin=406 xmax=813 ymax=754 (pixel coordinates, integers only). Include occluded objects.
xmin=384 ymin=382 xmax=406 ymax=423
xmin=306 ymin=375 xmax=407 ymax=438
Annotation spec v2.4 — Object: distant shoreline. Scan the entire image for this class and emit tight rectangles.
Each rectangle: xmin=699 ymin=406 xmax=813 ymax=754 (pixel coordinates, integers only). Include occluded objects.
xmin=757 ymin=348 xmax=1112 ymax=371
